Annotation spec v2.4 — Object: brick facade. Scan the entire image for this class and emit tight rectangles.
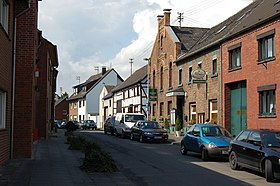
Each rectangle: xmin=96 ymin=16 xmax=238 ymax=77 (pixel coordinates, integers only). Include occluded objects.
xmin=0 ymin=0 xmax=14 ymax=165
xmin=55 ymin=97 xmax=69 ymax=121
xmin=13 ymin=0 xmax=39 ymax=158
xmin=222 ymin=19 xmax=280 ymax=132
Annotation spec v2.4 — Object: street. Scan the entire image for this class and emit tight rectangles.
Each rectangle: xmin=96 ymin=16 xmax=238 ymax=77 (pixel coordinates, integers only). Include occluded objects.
xmin=78 ymin=130 xmax=280 ymax=186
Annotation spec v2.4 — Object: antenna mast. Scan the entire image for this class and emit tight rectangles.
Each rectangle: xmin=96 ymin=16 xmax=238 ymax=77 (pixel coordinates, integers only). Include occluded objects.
xmin=177 ymin=12 xmax=184 ymax=28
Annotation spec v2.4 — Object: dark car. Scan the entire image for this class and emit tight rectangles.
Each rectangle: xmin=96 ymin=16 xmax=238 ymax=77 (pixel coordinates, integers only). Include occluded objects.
xmin=104 ymin=116 xmax=117 ymax=135
xmin=229 ymin=129 xmax=280 ymax=182
xmin=180 ymin=124 xmax=232 ymax=161
xmin=130 ymin=121 xmax=168 ymax=143
xmin=83 ymin=120 xmax=97 ymax=130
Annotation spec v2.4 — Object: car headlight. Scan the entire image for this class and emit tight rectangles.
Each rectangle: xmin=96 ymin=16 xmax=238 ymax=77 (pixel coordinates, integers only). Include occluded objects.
xmin=144 ymin=132 xmax=152 ymax=135
xmin=208 ymin=142 xmax=217 ymax=149
xmin=163 ymin=133 xmax=168 ymax=136
xmin=278 ymin=159 xmax=280 ymax=165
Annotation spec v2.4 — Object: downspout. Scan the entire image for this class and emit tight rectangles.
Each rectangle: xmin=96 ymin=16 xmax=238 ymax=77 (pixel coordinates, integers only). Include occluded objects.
xmin=219 ymin=44 xmax=223 ymax=126
xmin=11 ymin=1 xmax=31 ymax=159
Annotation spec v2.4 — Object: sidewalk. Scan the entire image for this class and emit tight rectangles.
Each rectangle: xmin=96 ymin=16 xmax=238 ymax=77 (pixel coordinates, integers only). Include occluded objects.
xmin=0 ymin=130 xmax=183 ymax=186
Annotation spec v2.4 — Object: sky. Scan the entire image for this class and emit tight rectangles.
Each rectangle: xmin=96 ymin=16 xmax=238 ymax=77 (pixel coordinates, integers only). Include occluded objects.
xmin=38 ymin=0 xmax=253 ymax=95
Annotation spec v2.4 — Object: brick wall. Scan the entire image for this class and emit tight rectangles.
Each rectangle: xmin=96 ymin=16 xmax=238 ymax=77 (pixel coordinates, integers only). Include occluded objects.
xmin=13 ymin=0 xmax=39 ymax=159
xmin=222 ymin=19 xmax=280 ymax=130
xmin=0 ymin=0 xmax=14 ymax=165
xmin=55 ymin=99 xmax=69 ymax=120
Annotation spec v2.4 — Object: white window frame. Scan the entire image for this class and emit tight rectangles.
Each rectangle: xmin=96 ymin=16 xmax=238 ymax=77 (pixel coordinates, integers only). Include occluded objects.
xmin=0 ymin=90 xmax=6 ymax=129
xmin=210 ymin=99 xmax=218 ymax=123
xmin=0 ymin=0 xmax=9 ymax=32
xmin=190 ymin=103 xmax=196 ymax=123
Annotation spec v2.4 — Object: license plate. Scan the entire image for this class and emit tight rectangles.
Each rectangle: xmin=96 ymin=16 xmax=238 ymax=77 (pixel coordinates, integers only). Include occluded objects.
xmin=222 ymin=150 xmax=229 ymax=155
xmin=154 ymin=136 xmax=162 ymax=139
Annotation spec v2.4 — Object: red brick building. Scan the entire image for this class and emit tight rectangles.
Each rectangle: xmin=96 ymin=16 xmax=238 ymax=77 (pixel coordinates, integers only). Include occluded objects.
xmin=0 ymin=0 xmax=14 ymax=165
xmin=55 ymin=96 xmax=69 ymax=121
xmin=149 ymin=9 xmax=208 ymax=126
xmin=36 ymin=31 xmax=58 ymax=139
xmin=222 ymin=0 xmax=280 ymax=136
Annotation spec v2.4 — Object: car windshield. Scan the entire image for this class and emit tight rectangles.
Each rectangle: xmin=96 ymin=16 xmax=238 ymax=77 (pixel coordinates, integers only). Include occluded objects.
xmin=86 ymin=120 xmax=95 ymax=124
xmin=262 ymin=132 xmax=280 ymax=148
xmin=125 ymin=115 xmax=145 ymax=122
xmin=142 ymin=122 xmax=161 ymax=129
xmin=202 ymin=126 xmax=231 ymax=137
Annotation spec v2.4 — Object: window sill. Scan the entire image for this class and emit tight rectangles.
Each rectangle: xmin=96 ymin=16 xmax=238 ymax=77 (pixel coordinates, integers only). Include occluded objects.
xmin=178 ymin=84 xmax=182 ymax=87
xmin=258 ymin=114 xmax=276 ymax=118
xmin=160 ymin=89 xmax=163 ymax=93
xmin=168 ymin=87 xmax=173 ymax=90
xmin=257 ymin=56 xmax=275 ymax=64
xmin=188 ymin=81 xmax=192 ymax=85
xmin=228 ymin=66 xmax=241 ymax=72
xmin=211 ymin=73 xmax=218 ymax=78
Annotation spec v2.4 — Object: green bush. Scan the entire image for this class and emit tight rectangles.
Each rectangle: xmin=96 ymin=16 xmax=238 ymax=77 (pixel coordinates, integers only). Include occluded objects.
xmin=164 ymin=118 xmax=169 ymax=129
xmin=175 ymin=118 xmax=182 ymax=131
xmin=67 ymin=136 xmax=86 ymax=150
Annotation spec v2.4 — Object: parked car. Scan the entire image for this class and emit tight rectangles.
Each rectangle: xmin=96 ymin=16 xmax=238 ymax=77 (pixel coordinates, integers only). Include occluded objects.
xmin=130 ymin=121 xmax=168 ymax=143
xmin=77 ymin=120 xmax=85 ymax=129
xmin=104 ymin=116 xmax=118 ymax=135
xmin=83 ymin=120 xmax=97 ymax=130
xmin=229 ymin=129 xmax=280 ymax=182
xmin=114 ymin=113 xmax=146 ymax=138
xmin=54 ymin=120 xmax=63 ymax=129
xmin=180 ymin=124 xmax=232 ymax=161
xmin=60 ymin=121 xmax=67 ymax=129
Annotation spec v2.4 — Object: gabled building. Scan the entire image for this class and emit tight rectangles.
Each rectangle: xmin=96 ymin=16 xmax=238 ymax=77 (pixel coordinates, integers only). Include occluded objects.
xmin=149 ymin=9 xmax=209 ymax=125
xmin=174 ymin=0 xmax=261 ymax=127
xmin=36 ymin=31 xmax=58 ymax=139
xmin=55 ymin=96 xmax=69 ymax=121
xmin=99 ymin=85 xmax=115 ymax=128
xmin=68 ymin=68 xmax=123 ymax=128
xmin=0 ymin=0 xmax=14 ymax=165
xmin=221 ymin=0 xmax=280 ymax=135
xmin=110 ymin=65 xmax=148 ymax=117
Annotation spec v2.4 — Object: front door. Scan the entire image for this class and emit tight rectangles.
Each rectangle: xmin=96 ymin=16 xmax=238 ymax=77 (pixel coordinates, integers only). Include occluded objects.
xmin=230 ymin=81 xmax=247 ymax=136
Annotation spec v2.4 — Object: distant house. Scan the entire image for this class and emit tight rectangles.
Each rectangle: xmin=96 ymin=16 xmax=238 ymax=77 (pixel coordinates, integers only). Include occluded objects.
xmin=111 ymin=65 xmax=148 ymax=116
xmin=55 ymin=96 xmax=69 ymax=121
xmin=99 ymin=85 xmax=115 ymax=128
xmin=68 ymin=68 xmax=123 ymax=128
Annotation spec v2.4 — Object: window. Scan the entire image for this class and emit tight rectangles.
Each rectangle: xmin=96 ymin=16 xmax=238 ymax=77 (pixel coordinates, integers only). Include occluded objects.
xmin=190 ymin=104 xmax=196 ymax=124
xmin=178 ymin=68 xmax=182 ymax=85
xmin=210 ymin=99 xmax=218 ymax=124
xmin=152 ymin=104 xmax=156 ymax=117
xmin=212 ymin=59 xmax=218 ymax=76
xmin=236 ymin=130 xmax=250 ymax=142
xmin=0 ymin=90 xmax=6 ymax=129
xmin=160 ymin=66 xmax=163 ymax=90
xmin=0 ymin=0 xmax=9 ymax=32
xmin=259 ymin=89 xmax=276 ymax=116
xmin=169 ymin=62 xmax=172 ymax=88
xmin=258 ymin=33 xmax=274 ymax=61
xmin=229 ymin=47 xmax=241 ymax=69
xmin=152 ymin=70 xmax=156 ymax=88
xmin=79 ymin=100 xmax=82 ymax=108
xmin=83 ymin=100 xmax=85 ymax=106
xmin=160 ymin=102 xmax=164 ymax=117
xmin=167 ymin=101 xmax=172 ymax=116
xmin=188 ymin=66 xmax=192 ymax=83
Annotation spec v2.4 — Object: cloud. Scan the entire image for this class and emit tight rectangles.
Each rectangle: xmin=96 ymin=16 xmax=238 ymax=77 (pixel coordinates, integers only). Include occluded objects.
xmin=38 ymin=0 xmax=253 ymax=94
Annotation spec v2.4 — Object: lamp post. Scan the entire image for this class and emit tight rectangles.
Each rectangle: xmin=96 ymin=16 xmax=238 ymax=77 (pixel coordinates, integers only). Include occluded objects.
xmin=144 ymin=58 xmax=150 ymax=120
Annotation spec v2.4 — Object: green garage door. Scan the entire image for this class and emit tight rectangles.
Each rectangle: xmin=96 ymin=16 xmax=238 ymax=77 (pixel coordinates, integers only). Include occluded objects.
xmin=230 ymin=81 xmax=247 ymax=136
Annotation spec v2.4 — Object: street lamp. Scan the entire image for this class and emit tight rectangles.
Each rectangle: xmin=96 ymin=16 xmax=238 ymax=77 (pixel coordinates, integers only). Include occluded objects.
xmin=143 ymin=58 xmax=150 ymax=120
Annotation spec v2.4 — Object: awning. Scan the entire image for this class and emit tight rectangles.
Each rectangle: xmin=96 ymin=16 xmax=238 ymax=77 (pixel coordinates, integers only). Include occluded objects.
xmin=166 ymin=87 xmax=185 ymax=97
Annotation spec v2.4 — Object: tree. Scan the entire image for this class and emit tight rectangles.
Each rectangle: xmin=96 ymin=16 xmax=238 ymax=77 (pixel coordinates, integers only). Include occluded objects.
xmin=175 ymin=118 xmax=182 ymax=131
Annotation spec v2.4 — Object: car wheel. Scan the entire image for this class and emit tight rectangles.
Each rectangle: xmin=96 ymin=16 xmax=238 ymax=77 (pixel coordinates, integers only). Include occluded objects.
xmin=201 ymin=147 xmax=209 ymax=161
xmin=110 ymin=127 xmax=114 ymax=136
xmin=139 ymin=134 xmax=144 ymax=143
xmin=180 ymin=143 xmax=187 ymax=155
xmin=265 ymin=159 xmax=274 ymax=182
xmin=229 ymin=151 xmax=240 ymax=170
xmin=121 ymin=130 xmax=125 ymax=138
xmin=130 ymin=133 xmax=134 ymax=140
xmin=104 ymin=129 xmax=107 ymax=134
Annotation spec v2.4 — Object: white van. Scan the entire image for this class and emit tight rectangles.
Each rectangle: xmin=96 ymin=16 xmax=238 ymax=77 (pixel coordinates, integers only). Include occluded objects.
xmin=114 ymin=113 xmax=146 ymax=138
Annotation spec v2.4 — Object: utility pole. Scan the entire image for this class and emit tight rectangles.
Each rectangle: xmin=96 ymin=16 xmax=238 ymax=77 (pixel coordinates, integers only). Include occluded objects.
xmin=177 ymin=12 xmax=184 ymax=28
xmin=129 ymin=58 xmax=134 ymax=75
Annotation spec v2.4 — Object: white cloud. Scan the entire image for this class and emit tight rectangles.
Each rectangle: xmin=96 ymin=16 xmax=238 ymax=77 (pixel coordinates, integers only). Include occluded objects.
xmin=38 ymin=0 xmax=253 ymax=94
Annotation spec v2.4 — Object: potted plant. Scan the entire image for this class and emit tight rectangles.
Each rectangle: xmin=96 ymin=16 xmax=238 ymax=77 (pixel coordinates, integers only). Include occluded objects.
xmin=164 ymin=118 xmax=170 ymax=133
xmin=175 ymin=118 xmax=182 ymax=137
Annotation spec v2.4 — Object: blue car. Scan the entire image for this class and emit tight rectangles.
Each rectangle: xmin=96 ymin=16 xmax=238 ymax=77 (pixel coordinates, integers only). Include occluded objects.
xmin=180 ymin=124 xmax=232 ymax=161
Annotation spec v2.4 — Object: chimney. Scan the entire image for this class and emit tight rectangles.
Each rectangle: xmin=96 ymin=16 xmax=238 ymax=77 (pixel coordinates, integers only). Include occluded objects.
xmin=102 ymin=66 xmax=106 ymax=75
xmin=163 ymin=9 xmax=171 ymax=26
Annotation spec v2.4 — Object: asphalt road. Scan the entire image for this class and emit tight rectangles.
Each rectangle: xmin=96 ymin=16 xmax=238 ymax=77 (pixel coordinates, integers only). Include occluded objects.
xmin=78 ymin=130 xmax=280 ymax=186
